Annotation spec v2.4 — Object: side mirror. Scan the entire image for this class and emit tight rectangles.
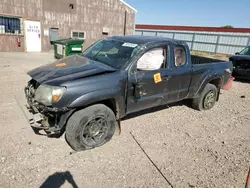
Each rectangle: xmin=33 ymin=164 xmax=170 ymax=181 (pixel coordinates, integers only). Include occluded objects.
xmin=235 ymin=52 xmax=240 ymax=55
xmin=133 ymin=83 xmax=143 ymax=99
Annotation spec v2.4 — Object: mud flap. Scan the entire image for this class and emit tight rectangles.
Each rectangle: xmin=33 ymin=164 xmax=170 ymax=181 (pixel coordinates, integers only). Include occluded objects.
xmin=114 ymin=119 xmax=121 ymax=136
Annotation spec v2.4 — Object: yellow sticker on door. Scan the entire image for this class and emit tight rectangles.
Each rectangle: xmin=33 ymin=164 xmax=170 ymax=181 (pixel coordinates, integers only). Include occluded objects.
xmin=153 ymin=73 xmax=162 ymax=83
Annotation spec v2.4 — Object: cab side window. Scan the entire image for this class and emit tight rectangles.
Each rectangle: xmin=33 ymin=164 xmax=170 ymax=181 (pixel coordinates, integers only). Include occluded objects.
xmin=174 ymin=47 xmax=187 ymax=67
xmin=137 ymin=47 xmax=167 ymax=71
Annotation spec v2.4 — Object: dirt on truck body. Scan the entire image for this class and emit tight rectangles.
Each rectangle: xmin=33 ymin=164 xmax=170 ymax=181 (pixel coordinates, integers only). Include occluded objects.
xmin=24 ymin=35 xmax=233 ymax=151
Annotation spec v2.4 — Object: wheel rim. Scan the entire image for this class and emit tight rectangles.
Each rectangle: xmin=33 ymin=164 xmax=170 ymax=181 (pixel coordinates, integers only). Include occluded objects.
xmin=81 ymin=115 xmax=109 ymax=146
xmin=203 ymin=91 xmax=215 ymax=109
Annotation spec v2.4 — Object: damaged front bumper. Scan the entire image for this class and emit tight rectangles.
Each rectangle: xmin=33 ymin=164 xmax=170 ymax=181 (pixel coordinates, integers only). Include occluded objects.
xmin=24 ymin=85 xmax=73 ymax=136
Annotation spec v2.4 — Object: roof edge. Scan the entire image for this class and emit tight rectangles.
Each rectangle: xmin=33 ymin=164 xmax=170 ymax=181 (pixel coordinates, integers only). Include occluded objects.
xmin=136 ymin=24 xmax=250 ymax=33
xmin=120 ymin=0 xmax=137 ymax=12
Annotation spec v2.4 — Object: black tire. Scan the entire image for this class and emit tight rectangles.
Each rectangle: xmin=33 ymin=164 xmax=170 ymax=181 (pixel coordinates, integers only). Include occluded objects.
xmin=65 ymin=104 xmax=116 ymax=151
xmin=192 ymin=83 xmax=218 ymax=111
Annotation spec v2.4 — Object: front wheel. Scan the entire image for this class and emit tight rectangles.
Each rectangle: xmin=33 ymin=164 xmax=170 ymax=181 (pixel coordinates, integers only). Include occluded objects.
xmin=192 ymin=83 xmax=218 ymax=111
xmin=65 ymin=104 xmax=116 ymax=151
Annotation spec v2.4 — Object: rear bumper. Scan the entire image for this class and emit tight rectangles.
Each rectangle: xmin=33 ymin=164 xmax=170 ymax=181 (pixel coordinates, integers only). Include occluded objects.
xmin=24 ymin=86 xmax=74 ymax=136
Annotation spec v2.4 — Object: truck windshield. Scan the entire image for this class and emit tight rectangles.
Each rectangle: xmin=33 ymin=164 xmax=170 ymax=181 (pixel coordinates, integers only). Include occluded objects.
xmin=82 ymin=39 xmax=140 ymax=69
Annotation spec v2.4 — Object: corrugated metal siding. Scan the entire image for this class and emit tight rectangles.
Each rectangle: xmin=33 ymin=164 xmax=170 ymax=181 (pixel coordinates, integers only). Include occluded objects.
xmin=219 ymin=36 xmax=249 ymax=45
xmin=134 ymin=29 xmax=250 ymax=55
xmin=142 ymin=31 xmax=156 ymax=36
xmin=216 ymin=45 xmax=245 ymax=55
xmin=134 ymin=30 xmax=142 ymax=35
xmin=174 ymin=33 xmax=193 ymax=41
xmin=193 ymin=43 xmax=216 ymax=52
xmin=194 ymin=35 xmax=217 ymax=43
xmin=156 ymin=32 xmax=174 ymax=38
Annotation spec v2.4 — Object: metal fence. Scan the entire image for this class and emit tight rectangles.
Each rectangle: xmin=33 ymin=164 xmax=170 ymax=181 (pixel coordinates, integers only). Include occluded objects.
xmin=134 ymin=29 xmax=250 ymax=55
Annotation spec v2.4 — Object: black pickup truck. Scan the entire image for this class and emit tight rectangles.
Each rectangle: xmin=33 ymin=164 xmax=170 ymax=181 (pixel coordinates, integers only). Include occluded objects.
xmin=229 ymin=46 xmax=250 ymax=79
xmin=24 ymin=36 xmax=233 ymax=151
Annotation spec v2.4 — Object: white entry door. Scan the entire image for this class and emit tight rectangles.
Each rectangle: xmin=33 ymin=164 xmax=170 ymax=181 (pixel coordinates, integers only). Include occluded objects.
xmin=24 ymin=20 xmax=41 ymax=52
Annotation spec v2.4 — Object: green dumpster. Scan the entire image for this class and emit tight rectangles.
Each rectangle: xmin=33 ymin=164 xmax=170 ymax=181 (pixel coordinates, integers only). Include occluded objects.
xmin=53 ymin=38 xmax=84 ymax=59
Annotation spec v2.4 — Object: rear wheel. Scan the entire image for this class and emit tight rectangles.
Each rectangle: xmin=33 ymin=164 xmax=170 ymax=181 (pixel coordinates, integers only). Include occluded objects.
xmin=65 ymin=104 xmax=116 ymax=151
xmin=192 ymin=83 xmax=218 ymax=111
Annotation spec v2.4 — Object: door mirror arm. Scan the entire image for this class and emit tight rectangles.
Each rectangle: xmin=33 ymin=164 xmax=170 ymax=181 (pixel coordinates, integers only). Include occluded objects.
xmin=133 ymin=83 xmax=146 ymax=99
xmin=134 ymin=83 xmax=141 ymax=99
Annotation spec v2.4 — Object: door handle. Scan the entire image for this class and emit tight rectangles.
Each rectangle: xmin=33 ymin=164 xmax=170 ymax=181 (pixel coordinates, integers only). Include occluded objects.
xmin=162 ymin=76 xmax=171 ymax=81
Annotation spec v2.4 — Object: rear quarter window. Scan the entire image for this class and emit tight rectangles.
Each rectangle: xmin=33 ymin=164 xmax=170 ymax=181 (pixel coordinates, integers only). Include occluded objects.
xmin=174 ymin=47 xmax=187 ymax=67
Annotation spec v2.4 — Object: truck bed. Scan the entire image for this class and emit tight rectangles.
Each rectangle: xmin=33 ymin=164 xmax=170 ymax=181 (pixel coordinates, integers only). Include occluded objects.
xmin=191 ymin=55 xmax=227 ymax=65
xmin=188 ymin=55 xmax=233 ymax=94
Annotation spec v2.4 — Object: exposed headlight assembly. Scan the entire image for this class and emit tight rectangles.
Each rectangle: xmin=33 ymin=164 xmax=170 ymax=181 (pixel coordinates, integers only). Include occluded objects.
xmin=34 ymin=84 xmax=66 ymax=106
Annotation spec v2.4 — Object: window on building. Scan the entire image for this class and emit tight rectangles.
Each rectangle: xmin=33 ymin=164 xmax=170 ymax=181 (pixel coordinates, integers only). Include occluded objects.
xmin=0 ymin=16 xmax=22 ymax=35
xmin=71 ymin=31 xmax=86 ymax=39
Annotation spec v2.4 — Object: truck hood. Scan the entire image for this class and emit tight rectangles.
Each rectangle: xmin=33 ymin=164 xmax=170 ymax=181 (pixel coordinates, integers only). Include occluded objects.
xmin=229 ymin=55 xmax=250 ymax=69
xmin=229 ymin=55 xmax=250 ymax=61
xmin=27 ymin=54 xmax=117 ymax=85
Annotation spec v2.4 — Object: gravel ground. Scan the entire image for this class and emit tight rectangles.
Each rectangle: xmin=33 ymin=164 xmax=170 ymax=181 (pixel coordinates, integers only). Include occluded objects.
xmin=0 ymin=52 xmax=249 ymax=188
